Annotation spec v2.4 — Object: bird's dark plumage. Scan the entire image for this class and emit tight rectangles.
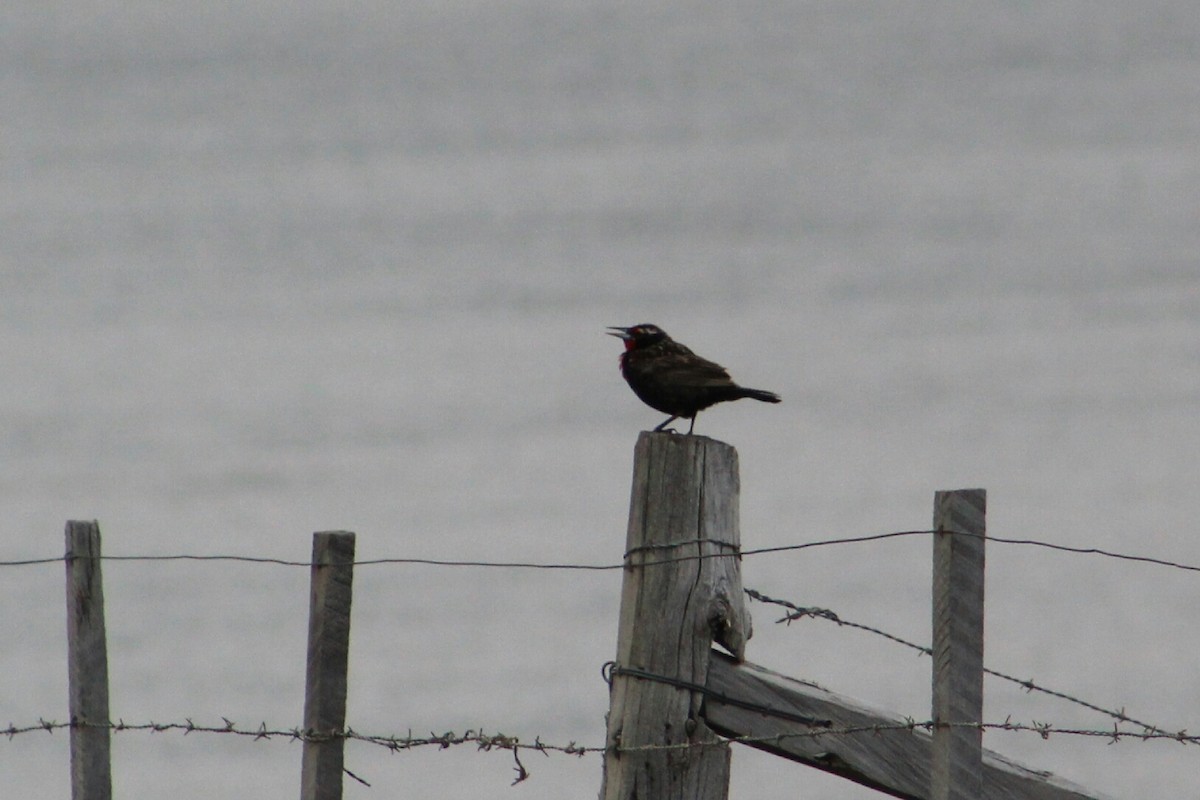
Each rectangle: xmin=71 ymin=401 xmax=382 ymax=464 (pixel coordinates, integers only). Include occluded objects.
xmin=607 ymin=323 xmax=780 ymax=434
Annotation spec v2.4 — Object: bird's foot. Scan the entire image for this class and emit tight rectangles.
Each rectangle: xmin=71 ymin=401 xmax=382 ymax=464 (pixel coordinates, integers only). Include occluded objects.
xmin=653 ymin=416 xmax=680 ymax=433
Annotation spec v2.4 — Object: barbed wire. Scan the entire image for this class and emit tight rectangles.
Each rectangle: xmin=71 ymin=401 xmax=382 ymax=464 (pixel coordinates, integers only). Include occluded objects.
xmin=744 ymin=588 xmax=1190 ymax=743
xmin=8 ymin=642 xmax=1196 ymax=782
xmin=4 ymin=529 xmax=1199 ymax=574
xmin=6 ymin=715 xmax=1196 ymax=754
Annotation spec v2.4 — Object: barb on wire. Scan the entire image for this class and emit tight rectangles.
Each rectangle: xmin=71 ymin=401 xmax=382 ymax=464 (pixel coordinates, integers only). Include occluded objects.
xmin=745 ymin=590 xmax=928 ymax=655
xmin=745 ymin=588 xmax=1189 ymax=743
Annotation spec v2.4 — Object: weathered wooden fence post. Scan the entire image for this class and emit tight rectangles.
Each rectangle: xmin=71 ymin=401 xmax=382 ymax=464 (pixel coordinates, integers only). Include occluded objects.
xmin=601 ymin=432 xmax=751 ymax=800
xmin=931 ymin=489 xmax=986 ymax=800
xmin=65 ymin=520 xmax=112 ymax=800
xmin=300 ymin=531 xmax=356 ymax=800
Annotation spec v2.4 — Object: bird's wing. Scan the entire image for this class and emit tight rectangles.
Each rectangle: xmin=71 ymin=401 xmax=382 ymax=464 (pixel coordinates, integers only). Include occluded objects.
xmin=655 ymin=351 xmax=737 ymax=387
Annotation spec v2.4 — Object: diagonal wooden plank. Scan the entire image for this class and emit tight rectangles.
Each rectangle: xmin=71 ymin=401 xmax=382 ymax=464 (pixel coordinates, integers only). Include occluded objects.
xmin=703 ymin=652 xmax=1116 ymax=800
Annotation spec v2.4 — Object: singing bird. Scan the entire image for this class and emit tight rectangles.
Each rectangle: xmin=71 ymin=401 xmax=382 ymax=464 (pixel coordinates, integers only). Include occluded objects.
xmin=607 ymin=324 xmax=780 ymax=434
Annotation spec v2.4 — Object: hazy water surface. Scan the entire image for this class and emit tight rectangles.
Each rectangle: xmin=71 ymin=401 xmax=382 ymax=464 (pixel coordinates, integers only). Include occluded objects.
xmin=3 ymin=2 xmax=1199 ymax=797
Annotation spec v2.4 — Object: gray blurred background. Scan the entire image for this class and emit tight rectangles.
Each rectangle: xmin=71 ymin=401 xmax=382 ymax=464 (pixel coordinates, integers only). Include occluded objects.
xmin=3 ymin=1 xmax=1198 ymax=797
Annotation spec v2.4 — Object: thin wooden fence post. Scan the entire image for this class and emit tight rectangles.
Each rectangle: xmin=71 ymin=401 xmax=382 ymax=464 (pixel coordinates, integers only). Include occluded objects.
xmin=931 ymin=489 xmax=986 ymax=800
xmin=65 ymin=520 xmax=112 ymax=800
xmin=601 ymin=432 xmax=751 ymax=800
xmin=300 ymin=531 xmax=356 ymax=800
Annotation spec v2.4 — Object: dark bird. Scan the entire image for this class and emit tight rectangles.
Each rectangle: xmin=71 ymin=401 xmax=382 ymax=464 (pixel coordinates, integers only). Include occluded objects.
xmin=607 ymin=323 xmax=781 ymax=434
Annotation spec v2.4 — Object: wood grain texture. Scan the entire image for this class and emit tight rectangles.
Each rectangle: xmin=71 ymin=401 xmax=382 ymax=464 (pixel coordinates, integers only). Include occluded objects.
xmin=601 ymin=432 xmax=751 ymax=800
xmin=65 ymin=520 xmax=112 ymax=800
xmin=704 ymin=652 xmax=1113 ymax=800
xmin=932 ymin=489 xmax=986 ymax=800
xmin=300 ymin=531 xmax=356 ymax=800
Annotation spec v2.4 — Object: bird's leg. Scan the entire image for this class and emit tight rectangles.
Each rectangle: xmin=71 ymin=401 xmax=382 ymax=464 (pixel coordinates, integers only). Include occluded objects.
xmin=653 ymin=415 xmax=679 ymax=433
xmin=687 ymin=416 xmax=696 ymax=435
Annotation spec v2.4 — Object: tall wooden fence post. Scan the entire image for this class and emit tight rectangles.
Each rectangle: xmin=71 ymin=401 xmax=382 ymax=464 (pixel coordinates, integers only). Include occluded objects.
xmin=931 ymin=489 xmax=986 ymax=800
xmin=601 ymin=432 xmax=751 ymax=800
xmin=65 ymin=520 xmax=112 ymax=800
xmin=300 ymin=531 xmax=356 ymax=800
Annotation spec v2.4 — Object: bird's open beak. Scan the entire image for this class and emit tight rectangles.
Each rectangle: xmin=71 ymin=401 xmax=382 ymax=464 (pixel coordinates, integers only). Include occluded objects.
xmin=606 ymin=326 xmax=632 ymax=340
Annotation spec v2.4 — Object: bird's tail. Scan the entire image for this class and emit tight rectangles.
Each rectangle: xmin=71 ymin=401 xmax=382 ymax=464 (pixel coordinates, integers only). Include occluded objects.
xmin=736 ymin=387 xmax=781 ymax=404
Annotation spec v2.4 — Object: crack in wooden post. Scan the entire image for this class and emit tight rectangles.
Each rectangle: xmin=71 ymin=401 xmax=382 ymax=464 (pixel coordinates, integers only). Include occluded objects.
xmin=601 ymin=432 xmax=750 ymax=800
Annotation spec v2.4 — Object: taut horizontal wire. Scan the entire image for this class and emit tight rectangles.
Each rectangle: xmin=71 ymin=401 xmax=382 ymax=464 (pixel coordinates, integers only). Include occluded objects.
xmin=2 ymin=531 xmax=932 ymax=570
xmin=984 ymin=534 xmax=1200 ymax=573
xmin=2 ymin=529 xmax=1198 ymax=574
xmin=110 ymin=554 xmax=619 ymax=570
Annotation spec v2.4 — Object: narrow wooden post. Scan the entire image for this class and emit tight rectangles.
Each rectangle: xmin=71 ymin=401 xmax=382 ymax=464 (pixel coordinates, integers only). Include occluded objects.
xmin=601 ymin=432 xmax=751 ymax=800
xmin=300 ymin=531 xmax=356 ymax=800
xmin=65 ymin=520 xmax=112 ymax=800
xmin=931 ymin=489 xmax=986 ymax=800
